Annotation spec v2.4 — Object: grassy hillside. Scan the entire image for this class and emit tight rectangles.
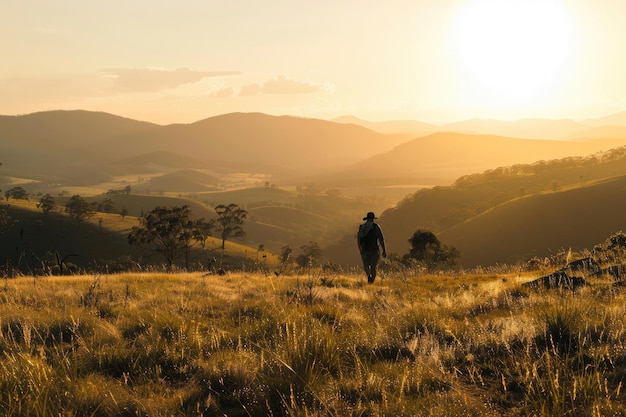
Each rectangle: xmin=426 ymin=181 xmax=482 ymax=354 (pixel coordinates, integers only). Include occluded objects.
xmin=0 ymin=199 xmax=269 ymax=275
xmin=133 ymin=169 xmax=219 ymax=193
xmin=0 ymin=186 xmax=389 ymax=273
xmin=326 ymin=147 xmax=626 ymax=267
xmin=2 ymin=268 xmax=626 ymax=416
xmin=439 ymin=175 xmax=626 ymax=267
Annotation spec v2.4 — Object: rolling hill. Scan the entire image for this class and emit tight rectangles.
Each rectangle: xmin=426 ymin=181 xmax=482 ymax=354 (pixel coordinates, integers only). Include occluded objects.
xmin=0 ymin=199 xmax=270 ymax=274
xmin=133 ymin=169 xmax=219 ymax=193
xmin=324 ymin=146 xmax=626 ymax=268
xmin=439 ymin=175 xmax=626 ymax=267
xmin=0 ymin=110 xmax=408 ymax=190
xmin=100 ymin=112 xmax=409 ymax=175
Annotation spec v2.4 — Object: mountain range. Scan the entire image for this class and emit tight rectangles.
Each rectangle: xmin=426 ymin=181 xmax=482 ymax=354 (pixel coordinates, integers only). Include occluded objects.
xmin=2 ymin=109 xmax=624 ymax=191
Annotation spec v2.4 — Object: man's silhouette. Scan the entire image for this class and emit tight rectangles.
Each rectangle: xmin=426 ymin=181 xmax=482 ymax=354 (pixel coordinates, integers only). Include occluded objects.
xmin=357 ymin=212 xmax=386 ymax=283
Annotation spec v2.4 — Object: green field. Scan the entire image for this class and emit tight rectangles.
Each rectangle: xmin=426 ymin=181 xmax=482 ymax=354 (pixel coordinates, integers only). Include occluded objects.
xmin=2 ymin=265 xmax=626 ymax=416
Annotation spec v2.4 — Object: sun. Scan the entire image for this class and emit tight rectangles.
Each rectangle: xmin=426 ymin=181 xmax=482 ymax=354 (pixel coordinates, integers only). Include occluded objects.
xmin=451 ymin=0 xmax=573 ymax=105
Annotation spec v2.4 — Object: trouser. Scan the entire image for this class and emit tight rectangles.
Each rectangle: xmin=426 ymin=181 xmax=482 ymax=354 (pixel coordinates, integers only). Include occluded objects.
xmin=361 ymin=249 xmax=380 ymax=283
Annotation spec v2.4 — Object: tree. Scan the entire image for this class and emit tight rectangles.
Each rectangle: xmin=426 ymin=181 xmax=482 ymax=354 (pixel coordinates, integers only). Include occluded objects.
xmin=214 ymin=203 xmax=248 ymax=249
xmin=128 ymin=205 xmax=213 ymax=271
xmin=0 ymin=162 xmax=8 ymax=232
xmin=37 ymin=193 xmax=56 ymax=214
xmin=275 ymin=245 xmax=293 ymax=275
xmin=296 ymin=241 xmax=323 ymax=269
xmin=65 ymin=194 xmax=95 ymax=221
xmin=192 ymin=217 xmax=215 ymax=250
xmin=5 ymin=186 xmax=28 ymax=201
xmin=403 ymin=229 xmax=460 ymax=272
xmin=98 ymin=198 xmax=116 ymax=213
xmin=120 ymin=206 xmax=129 ymax=219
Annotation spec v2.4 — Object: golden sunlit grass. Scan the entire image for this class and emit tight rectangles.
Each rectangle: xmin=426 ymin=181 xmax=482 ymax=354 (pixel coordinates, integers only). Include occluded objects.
xmin=2 ymin=269 xmax=626 ymax=416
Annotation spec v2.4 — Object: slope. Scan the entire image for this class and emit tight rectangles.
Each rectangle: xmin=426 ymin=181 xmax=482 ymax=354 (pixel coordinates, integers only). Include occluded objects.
xmin=324 ymin=146 xmax=626 ymax=267
xmin=102 ymin=112 xmax=409 ymax=176
xmin=0 ymin=110 xmax=408 ymax=188
xmin=0 ymin=199 xmax=269 ymax=274
xmin=439 ymin=175 xmax=626 ymax=267
xmin=0 ymin=110 xmax=160 ymax=184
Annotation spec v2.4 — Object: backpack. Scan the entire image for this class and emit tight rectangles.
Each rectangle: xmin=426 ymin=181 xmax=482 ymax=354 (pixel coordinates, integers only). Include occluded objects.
xmin=358 ymin=223 xmax=378 ymax=251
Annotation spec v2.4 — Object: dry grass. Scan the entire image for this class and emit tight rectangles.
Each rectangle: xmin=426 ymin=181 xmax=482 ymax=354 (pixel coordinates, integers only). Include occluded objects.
xmin=1 ymin=270 xmax=626 ymax=416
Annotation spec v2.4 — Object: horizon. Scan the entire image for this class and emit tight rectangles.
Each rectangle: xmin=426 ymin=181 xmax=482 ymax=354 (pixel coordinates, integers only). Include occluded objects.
xmin=3 ymin=107 xmax=626 ymax=127
xmin=3 ymin=1 xmax=626 ymax=125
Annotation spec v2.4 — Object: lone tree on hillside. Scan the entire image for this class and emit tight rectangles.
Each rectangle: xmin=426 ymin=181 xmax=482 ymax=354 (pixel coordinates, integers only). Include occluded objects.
xmin=128 ymin=205 xmax=214 ymax=271
xmin=64 ymin=194 xmax=96 ymax=221
xmin=5 ymin=186 xmax=28 ymax=201
xmin=98 ymin=198 xmax=116 ymax=213
xmin=0 ymin=162 xmax=8 ymax=232
xmin=403 ymin=229 xmax=460 ymax=272
xmin=296 ymin=241 xmax=323 ymax=269
xmin=37 ymin=193 xmax=56 ymax=215
xmin=215 ymin=203 xmax=248 ymax=249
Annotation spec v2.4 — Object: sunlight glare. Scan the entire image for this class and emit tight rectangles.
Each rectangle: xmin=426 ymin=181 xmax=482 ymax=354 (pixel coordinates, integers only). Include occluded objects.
xmin=452 ymin=0 xmax=573 ymax=104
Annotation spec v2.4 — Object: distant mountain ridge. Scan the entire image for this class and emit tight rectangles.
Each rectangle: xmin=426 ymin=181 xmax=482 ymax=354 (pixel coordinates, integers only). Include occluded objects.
xmin=0 ymin=110 xmax=408 ymax=186
xmin=2 ymin=109 xmax=626 ymax=190
xmin=330 ymin=132 xmax=613 ymax=186
xmin=336 ymin=111 xmax=626 ymax=140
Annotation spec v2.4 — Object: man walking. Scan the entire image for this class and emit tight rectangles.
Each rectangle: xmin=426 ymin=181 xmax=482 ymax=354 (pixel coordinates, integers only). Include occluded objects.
xmin=357 ymin=212 xmax=386 ymax=283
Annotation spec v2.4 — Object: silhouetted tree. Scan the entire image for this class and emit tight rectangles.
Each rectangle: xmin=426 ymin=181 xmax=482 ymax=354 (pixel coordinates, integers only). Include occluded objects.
xmin=0 ymin=162 xmax=8 ymax=231
xmin=403 ymin=229 xmax=460 ymax=272
xmin=274 ymin=245 xmax=293 ymax=275
xmin=296 ymin=241 xmax=322 ymax=269
xmin=0 ymin=207 xmax=11 ymax=234
xmin=37 ymin=193 xmax=56 ymax=215
xmin=128 ymin=205 xmax=213 ymax=271
xmin=64 ymin=195 xmax=95 ymax=221
xmin=120 ymin=206 xmax=129 ymax=219
xmin=98 ymin=198 xmax=116 ymax=213
xmin=215 ymin=203 xmax=248 ymax=249
xmin=5 ymin=186 xmax=28 ymax=201
xmin=193 ymin=217 xmax=215 ymax=249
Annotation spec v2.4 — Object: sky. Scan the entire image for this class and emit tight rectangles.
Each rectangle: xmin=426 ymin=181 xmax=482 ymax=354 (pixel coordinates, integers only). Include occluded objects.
xmin=2 ymin=0 xmax=626 ymax=125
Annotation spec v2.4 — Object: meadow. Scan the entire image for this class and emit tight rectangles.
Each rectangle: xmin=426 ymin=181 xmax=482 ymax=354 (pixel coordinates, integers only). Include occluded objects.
xmin=2 ymin=267 xmax=626 ymax=416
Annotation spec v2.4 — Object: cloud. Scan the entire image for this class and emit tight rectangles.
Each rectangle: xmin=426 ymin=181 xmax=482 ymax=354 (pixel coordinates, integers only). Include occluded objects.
xmin=101 ymin=67 xmax=242 ymax=92
xmin=213 ymin=86 xmax=236 ymax=98
xmin=239 ymin=83 xmax=262 ymax=96
xmin=239 ymin=75 xmax=329 ymax=96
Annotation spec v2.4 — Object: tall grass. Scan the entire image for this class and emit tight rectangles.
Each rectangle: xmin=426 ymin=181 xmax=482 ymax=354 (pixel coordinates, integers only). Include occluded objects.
xmin=1 ymin=270 xmax=626 ymax=416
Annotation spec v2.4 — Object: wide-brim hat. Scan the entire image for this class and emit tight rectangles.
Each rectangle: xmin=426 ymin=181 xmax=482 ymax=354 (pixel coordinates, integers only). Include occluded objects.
xmin=363 ymin=212 xmax=378 ymax=220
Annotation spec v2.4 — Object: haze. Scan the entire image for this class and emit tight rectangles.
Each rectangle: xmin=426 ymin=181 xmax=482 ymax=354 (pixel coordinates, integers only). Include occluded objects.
xmin=2 ymin=0 xmax=626 ymax=125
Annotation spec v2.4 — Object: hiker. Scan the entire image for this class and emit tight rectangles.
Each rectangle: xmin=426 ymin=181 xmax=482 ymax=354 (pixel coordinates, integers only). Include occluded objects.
xmin=357 ymin=212 xmax=386 ymax=283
